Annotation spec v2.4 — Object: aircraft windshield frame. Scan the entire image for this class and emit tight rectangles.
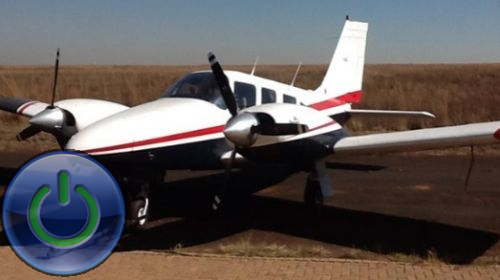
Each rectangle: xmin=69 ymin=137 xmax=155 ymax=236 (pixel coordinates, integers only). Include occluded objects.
xmin=161 ymin=72 xmax=226 ymax=109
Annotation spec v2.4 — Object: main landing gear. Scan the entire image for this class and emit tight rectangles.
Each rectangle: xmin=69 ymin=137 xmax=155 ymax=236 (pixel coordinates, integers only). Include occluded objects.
xmin=303 ymin=161 xmax=332 ymax=211
xmin=304 ymin=174 xmax=324 ymax=209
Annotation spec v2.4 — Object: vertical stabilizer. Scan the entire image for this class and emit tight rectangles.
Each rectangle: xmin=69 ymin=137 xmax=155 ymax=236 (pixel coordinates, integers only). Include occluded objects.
xmin=316 ymin=20 xmax=368 ymax=102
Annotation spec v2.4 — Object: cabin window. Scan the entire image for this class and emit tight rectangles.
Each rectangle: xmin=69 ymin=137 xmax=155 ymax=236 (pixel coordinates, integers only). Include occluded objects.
xmin=283 ymin=94 xmax=297 ymax=104
xmin=261 ymin=88 xmax=276 ymax=104
xmin=234 ymin=82 xmax=256 ymax=109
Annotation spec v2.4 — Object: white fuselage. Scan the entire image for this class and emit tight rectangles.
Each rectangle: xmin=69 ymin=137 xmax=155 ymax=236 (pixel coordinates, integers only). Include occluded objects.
xmin=64 ymin=71 xmax=349 ymax=169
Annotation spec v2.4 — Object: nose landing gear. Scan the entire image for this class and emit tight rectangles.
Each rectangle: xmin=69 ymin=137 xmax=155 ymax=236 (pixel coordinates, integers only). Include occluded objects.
xmin=129 ymin=195 xmax=150 ymax=229
xmin=125 ymin=180 xmax=151 ymax=231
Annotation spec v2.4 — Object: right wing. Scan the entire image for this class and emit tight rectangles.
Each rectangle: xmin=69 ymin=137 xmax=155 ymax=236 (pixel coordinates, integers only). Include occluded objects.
xmin=0 ymin=97 xmax=48 ymax=118
xmin=334 ymin=121 xmax=500 ymax=155
xmin=346 ymin=109 xmax=436 ymax=119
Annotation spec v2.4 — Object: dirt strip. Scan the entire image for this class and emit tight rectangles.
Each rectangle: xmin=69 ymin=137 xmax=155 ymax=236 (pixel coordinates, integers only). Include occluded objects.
xmin=0 ymin=249 xmax=498 ymax=280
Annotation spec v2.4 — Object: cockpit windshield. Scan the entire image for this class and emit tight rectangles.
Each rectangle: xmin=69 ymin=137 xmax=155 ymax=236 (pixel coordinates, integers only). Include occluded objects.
xmin=161 ymin=72 xmax=226 ymax=109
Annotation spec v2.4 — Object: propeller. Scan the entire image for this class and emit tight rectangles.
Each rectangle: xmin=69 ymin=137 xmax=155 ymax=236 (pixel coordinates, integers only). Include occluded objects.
xmin=209 ymin=52 xmax=306 ymax=146
xmin=49 ymin=48 xmax=60 ymax=108
xmin=16 ymin=125 xmax=42 ymax=141
xmin=16 ymin=49 xmax=76 ymax=147
xmin=208 ymin=52 xmax=307 ymax=210
xmin=208 ymin=52 xmax=238 ymax=117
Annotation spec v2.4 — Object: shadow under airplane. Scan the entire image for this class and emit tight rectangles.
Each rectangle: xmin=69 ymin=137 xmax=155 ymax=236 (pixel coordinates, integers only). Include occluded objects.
xmin=115 ymin=166 xmax=499 ymax=265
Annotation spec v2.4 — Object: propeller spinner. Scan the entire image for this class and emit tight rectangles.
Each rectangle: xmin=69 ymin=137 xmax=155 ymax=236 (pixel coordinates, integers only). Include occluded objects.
xmin=17 ymin=49 xmax=76 ymax=146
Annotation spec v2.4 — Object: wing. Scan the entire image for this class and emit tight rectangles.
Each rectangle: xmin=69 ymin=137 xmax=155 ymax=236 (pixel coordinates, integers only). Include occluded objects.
xmin=346 ymin=109 xmax=436 ymax=119
xmin=0 ymin=97 xmax=49 ymax=118
xmin=334 ymin=121 xmax=500 ymax=155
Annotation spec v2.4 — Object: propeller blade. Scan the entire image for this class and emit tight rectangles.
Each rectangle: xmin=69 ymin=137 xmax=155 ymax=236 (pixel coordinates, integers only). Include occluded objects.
xmin=50 ymin=48 xmax=60 ymax=108
xmin=212 ymin=149 xmax=237 ymax=211
xmin=252 ymin=123 xmax=308 ymax=136
xmin=208 ymin=52 xmax=238 ymax=117
xmin=16 ymin=125 xmax=42 ymax=141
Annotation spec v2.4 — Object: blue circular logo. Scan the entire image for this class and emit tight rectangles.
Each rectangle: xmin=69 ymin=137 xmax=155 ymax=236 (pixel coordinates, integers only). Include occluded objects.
xmin=2 ymin=151 xmax=125 ymax=276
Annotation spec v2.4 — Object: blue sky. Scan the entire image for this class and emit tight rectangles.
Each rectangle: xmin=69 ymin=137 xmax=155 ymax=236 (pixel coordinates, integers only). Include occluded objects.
xmin=0 ymin=0 xmax=499 ymax=65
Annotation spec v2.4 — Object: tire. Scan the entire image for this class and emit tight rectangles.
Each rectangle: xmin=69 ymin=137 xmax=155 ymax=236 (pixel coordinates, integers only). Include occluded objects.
xmin=127 ymin=197 xmax=150 ymax=231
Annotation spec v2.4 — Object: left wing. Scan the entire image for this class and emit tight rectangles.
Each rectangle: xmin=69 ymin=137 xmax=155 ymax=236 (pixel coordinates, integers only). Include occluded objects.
xmin=0 ymin=97 xmax=49 ymax=118
xmin=334 ymin=121 xmax=500 ymax=155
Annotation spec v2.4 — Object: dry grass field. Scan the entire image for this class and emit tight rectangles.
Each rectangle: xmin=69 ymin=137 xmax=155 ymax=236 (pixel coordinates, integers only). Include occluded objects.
xmin=1 ymin=64 xmax=500 ymax=152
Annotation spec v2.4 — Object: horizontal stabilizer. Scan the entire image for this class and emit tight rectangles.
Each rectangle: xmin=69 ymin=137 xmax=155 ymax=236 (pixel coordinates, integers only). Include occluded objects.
xmin=347 ymin=109 xmax=436 ymax=119
xmin=334 ymin=121 xmax=500 ymax=155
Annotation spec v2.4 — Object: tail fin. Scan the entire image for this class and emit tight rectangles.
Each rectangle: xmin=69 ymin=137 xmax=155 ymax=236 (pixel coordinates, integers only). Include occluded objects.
xmin=316 ymin=19 xmax=368 ymax=103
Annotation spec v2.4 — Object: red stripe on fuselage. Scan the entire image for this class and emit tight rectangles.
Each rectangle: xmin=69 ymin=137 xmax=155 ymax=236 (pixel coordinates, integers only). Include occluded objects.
xmin=309 ymin=91 xmax=362 ymax=111
xmin=337 ymin=91 xmax=363 ymax=103
xmin=84 ymin=120 xmax=339 ymax=155
xmin=84 ymin=125 xmax=225 ymax=154
xmin=84 ymin=91 xmax=357 ymax=154
xmin=308 ymin=120 xmax=337 ymax=132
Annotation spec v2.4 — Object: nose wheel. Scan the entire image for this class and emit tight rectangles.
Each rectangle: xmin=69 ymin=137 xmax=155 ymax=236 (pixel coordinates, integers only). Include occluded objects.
xmin=129 ymin=196 xmax=150 ymax=230
xmin=123 ymin=179 xmax=151 ymax=231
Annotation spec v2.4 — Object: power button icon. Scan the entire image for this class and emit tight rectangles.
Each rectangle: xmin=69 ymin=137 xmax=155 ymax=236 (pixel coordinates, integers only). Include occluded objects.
xmin=29 ymin=171 xmax=99 ymax=248
xmin=2 ymin=151 xmax=125 ymax=276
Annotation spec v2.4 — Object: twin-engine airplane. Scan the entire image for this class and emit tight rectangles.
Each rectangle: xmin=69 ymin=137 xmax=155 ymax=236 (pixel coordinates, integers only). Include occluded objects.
xmin=1 ymin=18 xmax=500 ymax=230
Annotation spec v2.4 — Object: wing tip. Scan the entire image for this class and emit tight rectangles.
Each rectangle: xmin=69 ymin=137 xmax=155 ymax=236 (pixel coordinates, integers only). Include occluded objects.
xmin=423 ymin=112 xmax=436 ymax=119
xmin=0 ymin=97 xmax=32 ymax=114
xmin=494 ymin=129 xmax=500 ymax=140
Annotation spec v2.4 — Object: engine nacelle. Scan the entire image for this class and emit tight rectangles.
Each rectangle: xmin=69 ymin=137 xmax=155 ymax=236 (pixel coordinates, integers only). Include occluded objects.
xmin=223 ymin=103 xmax=338 ymax=148
xmin=55 ymin=98 xmax=129 ymax=131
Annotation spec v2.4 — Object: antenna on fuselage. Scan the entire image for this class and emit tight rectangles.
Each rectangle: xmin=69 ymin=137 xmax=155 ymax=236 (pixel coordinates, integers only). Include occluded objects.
xmin=290 ymin=62 xmax=302 ymax=87
xmin=250 ymin=56 xmax=259 ymax=76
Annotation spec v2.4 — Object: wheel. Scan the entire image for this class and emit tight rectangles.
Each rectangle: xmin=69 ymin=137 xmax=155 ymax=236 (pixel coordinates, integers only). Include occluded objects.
xmin=124 ymin=179 xmax=151 ymax=231
xmin=127 ymin=196 xmax=150 ymax=231
xmin=304 ymin=176 xmax=324 ymax=211
xmin=117 ymin=171 xmax=160 ymax=232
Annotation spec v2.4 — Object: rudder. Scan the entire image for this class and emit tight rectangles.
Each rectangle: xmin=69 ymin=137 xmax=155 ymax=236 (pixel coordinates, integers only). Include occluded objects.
xmin=316 ymin=19 xmax=368 ymax=102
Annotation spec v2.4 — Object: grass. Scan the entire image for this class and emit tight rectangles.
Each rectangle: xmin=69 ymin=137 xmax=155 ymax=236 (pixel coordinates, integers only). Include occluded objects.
xmin=211 ymin=239 xmax=331 ymax=258
xmin=180 ymin=238 xmax=455 ymax=264
xmin=386 ymin=249 xmax=444 ymax=265
xmin=1 ymin=64 xmax=500 ymax=152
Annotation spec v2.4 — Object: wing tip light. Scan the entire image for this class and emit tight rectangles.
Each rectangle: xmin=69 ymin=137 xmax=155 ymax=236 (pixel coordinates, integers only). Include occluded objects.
xmin=494 ymin=129 xmax=500 ymax=140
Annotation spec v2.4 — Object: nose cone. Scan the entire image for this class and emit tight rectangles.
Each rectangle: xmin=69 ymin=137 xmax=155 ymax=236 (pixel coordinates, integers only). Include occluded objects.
xmin=30 ymin=107 xmax=65 ymax=130
xmin=223 ymin=112 xmax=259 ymax=147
